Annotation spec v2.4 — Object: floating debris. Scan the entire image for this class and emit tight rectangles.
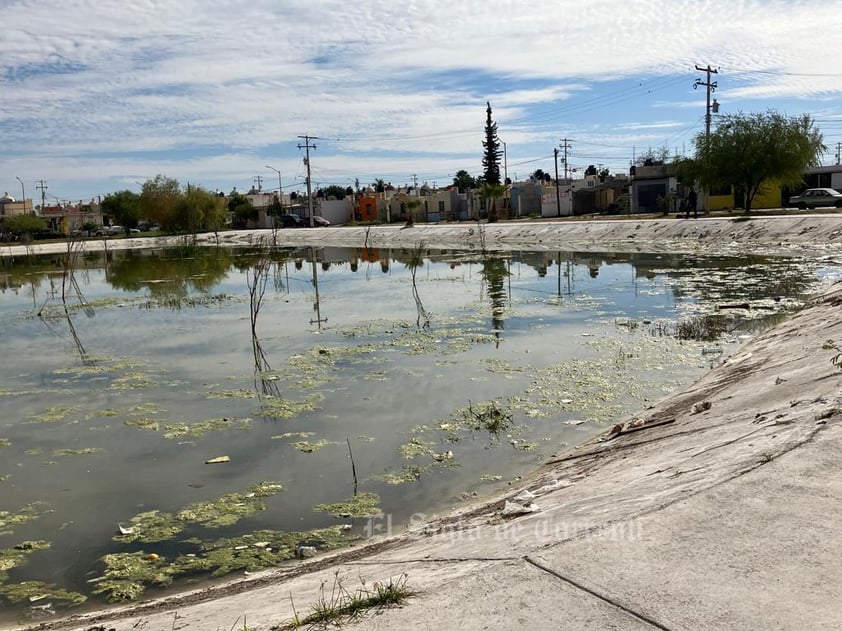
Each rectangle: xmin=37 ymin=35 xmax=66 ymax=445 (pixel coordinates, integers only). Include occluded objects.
xmin=205 ymin=456 xmax=230 ymax=464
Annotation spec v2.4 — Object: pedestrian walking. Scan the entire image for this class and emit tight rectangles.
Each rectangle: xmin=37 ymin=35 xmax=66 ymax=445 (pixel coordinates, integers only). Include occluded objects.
xmin=685 ymin=186 xmax=698 ymax=219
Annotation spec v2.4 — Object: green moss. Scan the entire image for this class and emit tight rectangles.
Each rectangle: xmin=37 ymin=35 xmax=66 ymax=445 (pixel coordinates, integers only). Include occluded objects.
xmin=314 ymin=492 xmax=380 ymax=518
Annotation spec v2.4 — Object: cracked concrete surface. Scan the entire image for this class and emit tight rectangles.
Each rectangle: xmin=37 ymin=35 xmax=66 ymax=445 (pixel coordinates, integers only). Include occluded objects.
xmin=8 ymin=217 xmax=842 ymax=631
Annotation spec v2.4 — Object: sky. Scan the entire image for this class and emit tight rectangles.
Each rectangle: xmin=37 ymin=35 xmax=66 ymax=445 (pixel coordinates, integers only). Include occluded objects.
xmin=2 ymin=0 xmax=842 ymax=205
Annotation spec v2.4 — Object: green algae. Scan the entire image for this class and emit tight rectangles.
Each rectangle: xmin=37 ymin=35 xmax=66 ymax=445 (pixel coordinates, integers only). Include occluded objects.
xmin=0 ymin=503 xmax=51 ymax=533
xmin=259 ymin=394 xmax=323 ymax=419
xmin=175 ymin=482 xmax=284 ymax=528
xmin=290 ymin=440 xmax=333 ymax=453
xmin=314 ymin=492 xmax=380 ymax=518
xmin=0 ymin=541 xmax=51 ymax=582
xmin=272 ymin=432 xmax=316 ymax=440
xmin=207 ymin=388 xmax=258 ymax=400
xmin=398 ymin=438 xmax=435 ymax=459
xmin=162 ymin=417 xmax=252 ymax=439
xmin=52 ymin=448 xmax=103 ymax=456
xmin=115 ymin=482 xmax=285 ymax=543
xmin=0 ymin=580 xmax=86 ymax=606
xmin=89 ymin=551 xmax=173 ymax=602
xmin=93 ymin=525 xmax=352 ymax=602
xmin=108 ymin=371 xmax=156 ymax=391
xmin=124 ymin=418 xmax=160 ymax=431
xmin=371 ymin=464 xmax=431 ymax=485
xmin=0 ymin=439 xmax=9 ymax=448
xmin=29 ymin=405 xmax=78 ymax=424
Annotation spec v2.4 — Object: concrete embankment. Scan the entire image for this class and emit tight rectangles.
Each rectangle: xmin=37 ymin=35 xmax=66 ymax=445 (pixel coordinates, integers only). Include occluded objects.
xmin=10 ymin=217 xmax=842 ymax=631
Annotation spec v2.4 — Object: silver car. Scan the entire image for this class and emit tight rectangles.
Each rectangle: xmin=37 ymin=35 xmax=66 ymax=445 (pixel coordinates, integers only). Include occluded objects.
xmin=787 ymin=188 xmax=842 ymax=209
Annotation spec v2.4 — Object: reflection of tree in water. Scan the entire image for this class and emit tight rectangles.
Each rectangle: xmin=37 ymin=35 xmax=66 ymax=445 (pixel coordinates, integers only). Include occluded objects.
xmin=481 ymin=256 xmax=509 ymax=346
xmin=406 ymin=243 xmax=430 ymax=330
xmin=107 ymin=247 xmax=233 ymax=307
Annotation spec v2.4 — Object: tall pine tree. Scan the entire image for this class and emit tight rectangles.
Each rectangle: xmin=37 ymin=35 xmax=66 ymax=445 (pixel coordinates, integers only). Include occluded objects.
xmin=482 ymin=102 xmax=502 ymax=185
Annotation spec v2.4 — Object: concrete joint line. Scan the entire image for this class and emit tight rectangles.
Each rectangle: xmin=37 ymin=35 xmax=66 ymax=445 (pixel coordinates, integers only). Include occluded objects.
xmin=347 ymin=556 xmax=518 ymax=566
xmin=523 ymin=556 xmax=672 ymax=630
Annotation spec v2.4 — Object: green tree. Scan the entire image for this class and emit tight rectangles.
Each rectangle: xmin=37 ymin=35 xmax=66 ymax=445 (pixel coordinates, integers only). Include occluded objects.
xmin=482 ymin=102 xmax=502 ymax=186
xmin=480 ymin=182 xmax=506 ymax=223
xmin=452 ymin=170 xmax=477 ymax=192
xmin=691 ymin=111 xmax=825 ymax=213
xmin=173 ymin=185 xmax=225 ymax=235
xmin=323 ymin=185 xmax=348 ymax=200
xmin=101 ymin=190 xmax=141 ymax=233
xmin=228 ymin=192 xmax=256 ymax=228
xmin=3 ymin=214 xmax=48 ymax=239
xmin=140 ymin=175 xmax=181 ymax=230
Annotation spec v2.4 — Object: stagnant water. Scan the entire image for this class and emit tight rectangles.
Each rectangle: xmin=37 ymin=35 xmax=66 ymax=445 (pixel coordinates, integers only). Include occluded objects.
xmin=0 ymin=242 xmax=836 ymax=621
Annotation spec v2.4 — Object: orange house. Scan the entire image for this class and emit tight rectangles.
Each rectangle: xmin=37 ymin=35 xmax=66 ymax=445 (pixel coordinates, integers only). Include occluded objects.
xmin=356 ymin=196 xmax=378 ymax=222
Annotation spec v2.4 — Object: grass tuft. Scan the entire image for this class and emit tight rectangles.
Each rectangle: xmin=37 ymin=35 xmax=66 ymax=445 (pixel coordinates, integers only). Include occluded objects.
xmin=275 ymin=571 xmax=412 ymax=629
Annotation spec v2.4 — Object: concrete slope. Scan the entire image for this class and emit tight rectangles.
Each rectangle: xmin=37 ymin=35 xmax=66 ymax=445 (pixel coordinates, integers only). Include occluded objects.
xmin=25 ymin=279 xmax=842 ymax=630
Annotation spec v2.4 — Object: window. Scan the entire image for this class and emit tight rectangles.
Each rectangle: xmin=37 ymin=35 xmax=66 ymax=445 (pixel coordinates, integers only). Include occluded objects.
xmin=438 ymin=201 xmax=445 ymax=212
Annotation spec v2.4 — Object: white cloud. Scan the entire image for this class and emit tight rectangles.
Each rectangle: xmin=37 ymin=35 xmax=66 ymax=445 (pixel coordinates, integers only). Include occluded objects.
xmin=2 ymin=0 xmax=842 ymax=199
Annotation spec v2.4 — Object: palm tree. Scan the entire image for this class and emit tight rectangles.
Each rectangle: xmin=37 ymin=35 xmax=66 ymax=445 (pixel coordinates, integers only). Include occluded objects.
xmin=480 ymin=182 xmax=507 ymax=223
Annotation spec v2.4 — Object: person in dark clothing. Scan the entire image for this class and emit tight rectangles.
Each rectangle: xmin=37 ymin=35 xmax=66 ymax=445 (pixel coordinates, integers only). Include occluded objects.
xmin=685 ymin=186 xmax=698 ymax=218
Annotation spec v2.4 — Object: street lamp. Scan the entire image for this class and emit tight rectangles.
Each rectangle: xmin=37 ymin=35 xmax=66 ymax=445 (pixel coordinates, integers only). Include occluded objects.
xmin=265 ymin=165 xmax=282 ymax=212
xmin=15 ymin=176 xmax=25 ymax=213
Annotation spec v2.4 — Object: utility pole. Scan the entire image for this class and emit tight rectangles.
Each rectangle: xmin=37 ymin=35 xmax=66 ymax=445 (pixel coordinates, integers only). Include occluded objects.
xmin=559 ymin=138 xmax=572 ymax=181
xmin=298 ymin=135 xmax=318 ymax=227
xmin=554 ymin=147 xmax=561 ymax=218
xmin=35 ymin=179 xmax=48 ymax=211
xmin=836 ymin=142 xmax=842 ymax=166
xmin=253 ymin=175 xmax=263 ymax=192
xmin=694 ymin=64 xmax=719 ymax=214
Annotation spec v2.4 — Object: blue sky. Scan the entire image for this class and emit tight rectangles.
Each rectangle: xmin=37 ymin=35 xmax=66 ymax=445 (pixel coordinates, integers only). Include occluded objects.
xmin=2 ymin=0 xmax=842 ymax=204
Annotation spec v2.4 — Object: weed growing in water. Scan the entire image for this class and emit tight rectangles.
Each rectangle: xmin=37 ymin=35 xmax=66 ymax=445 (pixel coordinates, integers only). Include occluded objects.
xmin=676 ymin=314 xmax=728 ymax=342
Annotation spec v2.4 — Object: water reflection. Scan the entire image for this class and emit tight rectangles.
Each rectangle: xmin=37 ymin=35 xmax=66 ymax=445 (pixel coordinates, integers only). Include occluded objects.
xmin=481 ymin=256 xmax=509 ymax=346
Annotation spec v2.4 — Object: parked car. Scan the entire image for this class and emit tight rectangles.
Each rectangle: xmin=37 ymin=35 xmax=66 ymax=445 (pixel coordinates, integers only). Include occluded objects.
xmin=278 ymin=214 xmax=304 ymax=228
xmin=787 ymin=188 xmax=842 ymax=209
